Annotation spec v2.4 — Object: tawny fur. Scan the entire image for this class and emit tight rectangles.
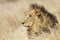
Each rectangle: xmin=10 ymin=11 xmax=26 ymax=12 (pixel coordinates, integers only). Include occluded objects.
xmin=22 ymin=3 xmax=59 ymax=40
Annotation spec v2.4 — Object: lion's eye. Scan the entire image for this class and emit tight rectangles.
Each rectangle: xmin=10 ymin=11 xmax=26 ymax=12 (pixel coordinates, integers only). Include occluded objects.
xmin=29 ymin=15 xmax=32 ymax=17
xmin=26 ymin=14 xmax=32 ymax=19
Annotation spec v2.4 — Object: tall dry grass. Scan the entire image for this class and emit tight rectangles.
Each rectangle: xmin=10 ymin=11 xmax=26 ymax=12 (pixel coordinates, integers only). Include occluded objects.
xmin=0 ymin=0 xmax=60 ymax=40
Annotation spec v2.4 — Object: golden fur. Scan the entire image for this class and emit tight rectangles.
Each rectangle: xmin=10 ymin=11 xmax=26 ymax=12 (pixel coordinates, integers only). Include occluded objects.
xmin=22 ymin=3 xmax=58 ymax=39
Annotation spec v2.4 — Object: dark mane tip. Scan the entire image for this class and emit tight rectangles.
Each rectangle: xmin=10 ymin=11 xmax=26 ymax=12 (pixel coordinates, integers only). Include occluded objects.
xmin=30 ymin=3 xmax=47 ymax=13
xmin=30 ymin=3 xmax=39 ymax=9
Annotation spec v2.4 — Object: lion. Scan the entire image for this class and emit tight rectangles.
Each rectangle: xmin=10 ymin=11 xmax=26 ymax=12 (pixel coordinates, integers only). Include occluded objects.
xmin=21 ymin=3 xmax=59 ymax=40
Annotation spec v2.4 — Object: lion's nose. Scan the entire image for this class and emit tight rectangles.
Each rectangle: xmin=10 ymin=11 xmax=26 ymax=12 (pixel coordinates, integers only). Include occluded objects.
xmin=22 ymin=22 xmax=25 ymax=24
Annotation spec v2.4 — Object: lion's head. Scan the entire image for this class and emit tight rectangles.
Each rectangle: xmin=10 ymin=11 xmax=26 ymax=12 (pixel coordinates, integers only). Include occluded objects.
xmin=21 ymin=3 xmax=58 ymax=37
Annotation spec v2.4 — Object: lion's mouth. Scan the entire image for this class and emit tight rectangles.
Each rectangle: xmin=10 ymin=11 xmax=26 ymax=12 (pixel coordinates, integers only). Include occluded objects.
xmin=21 ymin=24 xmax=28 ymax=30
xmin=22 ymin=24 xmax=31 ymax=28
xmin=21 ymin=22 xmax=30 ymax=28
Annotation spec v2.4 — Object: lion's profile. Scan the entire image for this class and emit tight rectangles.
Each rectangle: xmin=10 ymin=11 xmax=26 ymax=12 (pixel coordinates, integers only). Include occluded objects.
xmin=22 ymin=3 xmax=59 ymax=40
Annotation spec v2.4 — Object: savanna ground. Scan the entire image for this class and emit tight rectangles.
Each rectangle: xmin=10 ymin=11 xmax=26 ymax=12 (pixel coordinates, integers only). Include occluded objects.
xmin=0 ymin=0 xmax=60 ymax=40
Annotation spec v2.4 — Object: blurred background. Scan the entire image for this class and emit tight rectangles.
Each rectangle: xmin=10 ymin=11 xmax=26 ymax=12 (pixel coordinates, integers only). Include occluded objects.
xmin=0 ymin=0 xmax=60 ymax=40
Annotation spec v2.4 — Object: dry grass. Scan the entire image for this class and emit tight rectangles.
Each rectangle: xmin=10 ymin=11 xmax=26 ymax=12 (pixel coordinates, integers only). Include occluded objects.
xmin=0 ymin=0 xmax=60 ymax=40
